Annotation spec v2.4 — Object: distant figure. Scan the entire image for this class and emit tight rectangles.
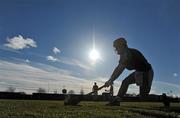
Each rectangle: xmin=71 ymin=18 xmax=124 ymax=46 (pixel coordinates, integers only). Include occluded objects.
xmin=161 ymin=93 xmax=170 ymax=108
xmin=105 ymin=37 xmax=154 ymax=106
xmin=92 ymin=82 xmax=99 ymax=95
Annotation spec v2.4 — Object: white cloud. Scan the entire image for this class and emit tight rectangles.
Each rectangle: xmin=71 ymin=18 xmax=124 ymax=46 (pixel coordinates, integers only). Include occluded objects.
xmin=53 ymin=47 xmax=61 ymax=54
xmin=0 ymin=60 xmax=102 ymax=94
xmin=4 ymin=35 xmax=37 ymax=50
xmin=150 ymin=81 xmax=180 ymax=96
xmin=46 ymin=55 xmax=91 ymax=70
xmin=173 ymin=73 xmax=178 ymax=77
xmin=58 ymin=57 xmax=92 ymax=70
xmin=25 ymin=59 xmax=30 ymax=63
xmin=0 ymin=59 xmax=180 ymax=96
xmin=46 ymin=56 xmax=57 ymax=62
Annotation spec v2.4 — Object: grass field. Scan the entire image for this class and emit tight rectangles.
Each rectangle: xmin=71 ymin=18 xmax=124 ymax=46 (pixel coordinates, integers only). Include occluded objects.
xmin=0 ymin=100 xmax=179 ymax=118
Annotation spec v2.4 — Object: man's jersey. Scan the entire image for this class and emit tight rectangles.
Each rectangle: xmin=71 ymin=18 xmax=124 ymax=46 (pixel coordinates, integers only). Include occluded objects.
xmin=93 ymin=85 xmax=98 ymax=91
xmin=119 ymin=48 xmax=152 ymax=71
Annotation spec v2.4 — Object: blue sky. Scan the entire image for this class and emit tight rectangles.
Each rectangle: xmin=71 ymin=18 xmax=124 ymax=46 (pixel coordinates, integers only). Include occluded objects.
xmin=0 ymin=0 xmax=179 ymax=96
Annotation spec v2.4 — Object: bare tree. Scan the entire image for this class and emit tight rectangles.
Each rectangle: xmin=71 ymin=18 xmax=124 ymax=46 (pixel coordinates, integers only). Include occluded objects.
xmin=36 ymin=88 xmax=46 ymax=93
xmin=68 ymin=90 xmax=75 ymax=94
xmin=6 ymin=87 xmax=16 ymax=92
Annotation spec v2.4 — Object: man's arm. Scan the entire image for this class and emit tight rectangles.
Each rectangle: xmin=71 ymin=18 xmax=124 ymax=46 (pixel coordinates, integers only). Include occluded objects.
xmin=111 ymin=64 xmax=126 ymax=81
xmin=105 ymin=64 xmax=126 ymax=87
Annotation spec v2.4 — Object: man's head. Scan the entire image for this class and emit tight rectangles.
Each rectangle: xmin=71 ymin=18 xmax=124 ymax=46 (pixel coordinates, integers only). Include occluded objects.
xmin=113 ymin=37 xmax=127 ymax=55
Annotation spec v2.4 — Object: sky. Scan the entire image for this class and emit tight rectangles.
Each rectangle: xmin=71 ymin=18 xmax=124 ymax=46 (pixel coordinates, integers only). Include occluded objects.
xmin=0 ymin=0 xmax=179 ymax=96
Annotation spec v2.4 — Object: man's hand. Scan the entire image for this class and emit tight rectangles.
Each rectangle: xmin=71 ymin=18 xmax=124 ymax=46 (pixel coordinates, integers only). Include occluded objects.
xmin=105 ymin=80 xmax=113 ymax=87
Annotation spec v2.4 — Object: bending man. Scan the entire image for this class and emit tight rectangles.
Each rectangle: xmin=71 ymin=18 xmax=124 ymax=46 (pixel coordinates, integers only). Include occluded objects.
xmin=105 ymin=37 xmax=153 ymax=106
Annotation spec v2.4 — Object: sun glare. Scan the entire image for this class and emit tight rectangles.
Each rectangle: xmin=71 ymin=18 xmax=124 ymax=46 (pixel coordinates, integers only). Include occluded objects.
xmin=89 ymin=49 xmax=100 ymax=62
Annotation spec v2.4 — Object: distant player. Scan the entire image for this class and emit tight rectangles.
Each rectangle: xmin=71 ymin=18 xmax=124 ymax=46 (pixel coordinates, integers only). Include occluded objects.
xmin=92 ymin=82 xmax=99 ymax=95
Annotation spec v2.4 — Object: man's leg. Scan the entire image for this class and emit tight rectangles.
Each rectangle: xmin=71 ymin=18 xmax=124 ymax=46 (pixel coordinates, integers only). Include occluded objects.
xmin=140 ymin=72 xmax=149 ymax=97
xmin=140 ymin=69 xmax=154 ymax=97
xmin=106 ymin=72 xmax=136 ymax=106
xmin=117 ymin=72 xmax=136 ymax=97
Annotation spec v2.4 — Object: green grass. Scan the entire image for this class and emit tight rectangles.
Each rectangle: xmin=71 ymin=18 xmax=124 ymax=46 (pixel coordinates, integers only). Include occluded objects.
xmin=0 ymin=100 xmax=179 ymax=118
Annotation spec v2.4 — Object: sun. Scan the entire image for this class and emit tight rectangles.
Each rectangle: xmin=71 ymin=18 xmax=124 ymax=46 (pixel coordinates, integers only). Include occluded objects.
xmin=89 ymin=49 xmax=100 ymax=62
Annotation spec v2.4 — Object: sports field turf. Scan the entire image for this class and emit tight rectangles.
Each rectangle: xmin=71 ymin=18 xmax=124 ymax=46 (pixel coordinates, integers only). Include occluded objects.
xmin=0 ymin=100 xmax=179 ymax=118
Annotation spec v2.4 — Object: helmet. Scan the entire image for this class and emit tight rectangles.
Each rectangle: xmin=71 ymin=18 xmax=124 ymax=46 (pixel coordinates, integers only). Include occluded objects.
xmin=113 ymin=37 xmax=127 ymax=48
